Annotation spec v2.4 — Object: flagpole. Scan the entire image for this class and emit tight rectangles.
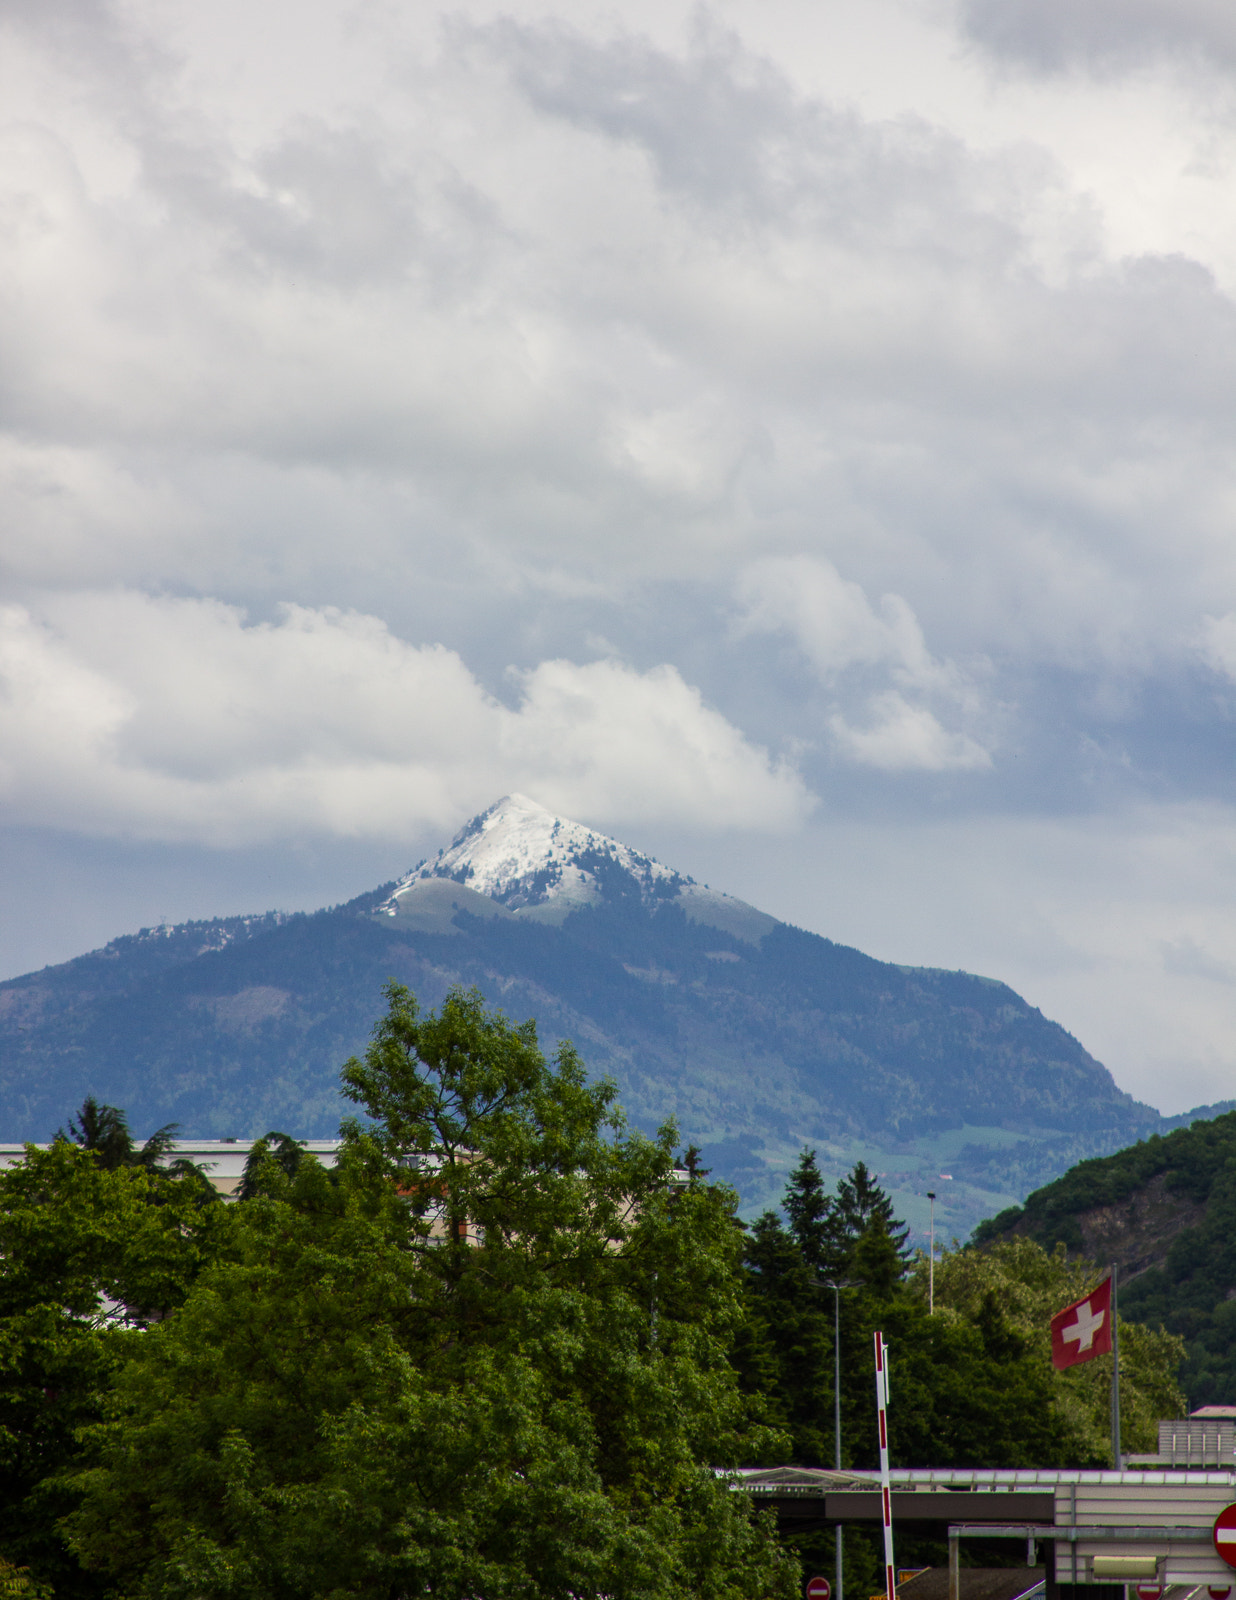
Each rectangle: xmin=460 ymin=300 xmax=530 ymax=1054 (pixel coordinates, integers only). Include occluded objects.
xmin=1111 ymin=1262 xmax=1122 ymax=1470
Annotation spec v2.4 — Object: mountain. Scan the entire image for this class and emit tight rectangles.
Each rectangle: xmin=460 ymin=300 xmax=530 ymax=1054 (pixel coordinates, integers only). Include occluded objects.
xmin=380 ymin=795 xmax=780 ymax=936
xmin=973 ymin=1109 xmax=1236 ymax=1405
xmin=0 ymin=795 xmax=1220 ymax=1236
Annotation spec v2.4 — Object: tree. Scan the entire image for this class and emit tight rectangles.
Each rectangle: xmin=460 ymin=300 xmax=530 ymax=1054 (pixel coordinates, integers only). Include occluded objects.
xmin=735 ymin=1209 xmax=832 ymax=1463
xmin=783 ymin=1149 xmax=843 ymax=1279
xmin=736 ymin=1151 xmax=914 ymax=1468
xmin=61 ymin=1097 xmax=213 ymax=1189
xmin=0 ymin=1136 xmax=229 ymax=1595
xmin=62 ymin=1098 xmax=135 ymax=1171
xmin=737 ymin=1156 xmax=1081 ymax=1471
xmin=915 ymin=1237 xmax=1186 ymax=1462
xmin=236 ymin=1132 xmax=308 ymax=1200
xmin=682 ymin=1144 xmax=712 ymax=1181
xmin=835 ymin=1161 xmax=911 ymax=1273
xmin=67 ymin=984 xmax=798 ymax=1600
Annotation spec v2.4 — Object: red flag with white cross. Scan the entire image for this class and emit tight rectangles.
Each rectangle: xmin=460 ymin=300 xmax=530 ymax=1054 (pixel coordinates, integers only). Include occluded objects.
xmin=1051 ymin=1277 xmax=1113 ymax=1370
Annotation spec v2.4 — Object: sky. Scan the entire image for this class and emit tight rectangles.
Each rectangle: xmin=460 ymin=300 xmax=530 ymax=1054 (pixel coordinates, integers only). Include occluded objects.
xmin=4 ymin=0 xmax=1236 ymax=1116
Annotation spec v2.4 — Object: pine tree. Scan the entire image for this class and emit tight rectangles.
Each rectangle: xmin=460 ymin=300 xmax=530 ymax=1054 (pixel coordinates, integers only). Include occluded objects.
xmin=783 ymin=1149 xmax=844 ymax=1278
xmin=738 ymin=1210 xmax=834 ymax=1463
xmin=835 ymin=1161 xmax=911 ymax=1272
xmin=62 ymin=1098 xmax=135 ymax=1171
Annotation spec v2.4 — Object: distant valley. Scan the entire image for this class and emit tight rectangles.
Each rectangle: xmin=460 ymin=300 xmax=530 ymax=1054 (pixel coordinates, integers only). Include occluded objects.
xmin=1 ymin=795 xmax=1227 ymax=1240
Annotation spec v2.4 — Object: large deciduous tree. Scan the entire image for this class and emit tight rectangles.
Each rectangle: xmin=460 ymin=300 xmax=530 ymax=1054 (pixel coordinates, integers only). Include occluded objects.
xmin=67 ymin=984 xmax=797 ymax=1600
xmin=0 ymin=1134 xmax=226 ymax=1595
xmin=920 ymin=1236 xmax=1186 ymax=1461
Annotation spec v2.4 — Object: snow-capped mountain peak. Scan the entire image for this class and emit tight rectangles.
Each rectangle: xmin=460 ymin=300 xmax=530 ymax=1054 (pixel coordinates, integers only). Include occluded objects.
xmin=375 ymin=796 xmax=777 ymax=943
xmin=384 ymin=794 xmax=690 ymax=914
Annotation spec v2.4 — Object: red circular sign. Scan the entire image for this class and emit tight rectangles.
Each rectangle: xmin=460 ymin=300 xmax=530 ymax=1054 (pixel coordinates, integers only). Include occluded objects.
xmin=1136 ymin=1586 xmax=1162 ymax=1600
xmin=806 ymin=1580 xmax=832 ymax=1600
xmin=1210 ymin=1589 xmax=1231 ymax=1600
xmin=1214 ymin=1504 xmax=1236 ymax=1569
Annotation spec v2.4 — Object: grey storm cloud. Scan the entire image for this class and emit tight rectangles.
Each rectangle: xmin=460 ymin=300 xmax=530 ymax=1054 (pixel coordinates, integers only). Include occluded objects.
xmin=960 ymin=0 xmax=1236 ymax=76
xmin=4 ymin=0 xmax=1236 ymax=1106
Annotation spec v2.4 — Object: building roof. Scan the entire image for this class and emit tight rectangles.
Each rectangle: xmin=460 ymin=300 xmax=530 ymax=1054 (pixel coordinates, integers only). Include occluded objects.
xmin=900 ymin=1569 xmax=1043 ymax=1600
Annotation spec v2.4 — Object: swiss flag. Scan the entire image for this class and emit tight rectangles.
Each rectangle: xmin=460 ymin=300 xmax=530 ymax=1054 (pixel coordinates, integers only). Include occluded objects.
xmin=1051 ymin=1277 xmax=1113 ymax=1370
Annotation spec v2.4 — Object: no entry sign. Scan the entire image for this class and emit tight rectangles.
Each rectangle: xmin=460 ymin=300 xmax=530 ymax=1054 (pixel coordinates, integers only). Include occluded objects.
xmin=806 ymin=1579 xmax=832 ymax=1600
xmin=1214 ymin=1504 xmax=1236 ymax=1568
xmin=1136 ymin=1585 xmax=1162 ymax=1600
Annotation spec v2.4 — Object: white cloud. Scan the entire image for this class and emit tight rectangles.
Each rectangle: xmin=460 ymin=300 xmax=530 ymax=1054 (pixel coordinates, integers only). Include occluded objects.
xmin=1199 ymin=611 xmax=1236 ymax=680
xmin=0 ymin=595 xmax=810 ymax=844
xmin=504 ymin=656 xmax=811 ymax=825
xmin=2 ymin=0 xmax=1236 ymax=1100
xmin=828 ymin=691 xmax=993 ymax=772
xmin=735 ymin=555 xmax=948 ymax=688
xmin=735 ymin=556 xmax=991 ymax=770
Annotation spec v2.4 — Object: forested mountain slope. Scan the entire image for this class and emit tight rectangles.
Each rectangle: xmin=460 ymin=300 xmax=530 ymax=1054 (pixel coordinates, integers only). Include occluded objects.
xmin=974 ymin=1110 xmax=1236 ymax=1404
xmin=0 ymin=796 xmax=1214 ymax=1231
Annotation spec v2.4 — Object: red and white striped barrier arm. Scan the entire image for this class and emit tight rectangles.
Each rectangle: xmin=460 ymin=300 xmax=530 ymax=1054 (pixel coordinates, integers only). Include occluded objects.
xmin=874 ymin=1331 xmax=896 ymax=1600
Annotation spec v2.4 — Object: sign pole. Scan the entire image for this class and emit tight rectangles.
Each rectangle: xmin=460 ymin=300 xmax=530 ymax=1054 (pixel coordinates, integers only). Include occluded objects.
xmin=834 ymin=1286 xmax=844 ymax=1600
xmin=1111 ymin=1263 xmax=1122 ymax=1470
xmin=874 ymin=1331 xmax=896 ymax=1600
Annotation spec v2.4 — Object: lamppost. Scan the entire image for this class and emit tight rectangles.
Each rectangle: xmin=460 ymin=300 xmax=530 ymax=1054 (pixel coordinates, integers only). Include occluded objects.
xmin=820 ymin=1278 xmax=857 ymax=1600
xmin=927 ymin=1192 xmax=936 ymax=1315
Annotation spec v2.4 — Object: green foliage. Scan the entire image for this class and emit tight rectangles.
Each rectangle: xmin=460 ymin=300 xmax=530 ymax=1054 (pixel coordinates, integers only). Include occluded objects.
xmin=1119 ymin=1157 xmax=1236 ymax=1405
xmin=973 ymin=1111 xmax=1236 ymax=1404
xmin=66 ymin=984 xmax=798 ymax=1600
xmin=917 ymin=1237 xmax=1186 ymax=1461
xmin=737 ymin=1153 xmax=1070 ymax=1477
xmin=0 ymin=1558 xmax=54 ymax=1599
xmin=973 ymin=1110 xmax=1236 ymax=1248
xmin=0 ymin=1137 xmax=230 ymax=1593
xmin=236 ymin=1131 xmax=309 ymax=1200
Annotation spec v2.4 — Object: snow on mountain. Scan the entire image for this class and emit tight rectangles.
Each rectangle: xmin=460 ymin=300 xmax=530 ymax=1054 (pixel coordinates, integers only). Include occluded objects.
xmin=378 ymin=795 xmax=777 ymax=940
xmin=383 ymin=794 xmax=686 ymax=911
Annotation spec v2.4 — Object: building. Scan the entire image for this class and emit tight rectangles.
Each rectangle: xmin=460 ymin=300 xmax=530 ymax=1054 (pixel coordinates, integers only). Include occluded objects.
xmin=738 ymin=1458 xmax=1236 ymax=1600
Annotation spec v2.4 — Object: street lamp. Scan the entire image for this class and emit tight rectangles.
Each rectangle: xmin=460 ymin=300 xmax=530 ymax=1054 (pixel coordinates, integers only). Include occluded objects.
xmin=927 ymin=1193 xmax=936 ymax=1315
xmin=819 ymin=1278 xmax=858 ymax=1600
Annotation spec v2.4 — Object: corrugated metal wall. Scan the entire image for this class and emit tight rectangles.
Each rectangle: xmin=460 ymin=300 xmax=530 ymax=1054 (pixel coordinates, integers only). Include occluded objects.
xmin=1054 ymin=1478 xmax=1235 ymax=1587
xmin=1157 ymin=1421 xmax=1236 ymax=1468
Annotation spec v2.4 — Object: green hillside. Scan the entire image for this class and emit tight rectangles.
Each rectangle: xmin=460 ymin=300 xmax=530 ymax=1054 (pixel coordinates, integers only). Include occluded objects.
xmin=974 ymin=1110 xmax=1236 ymax=1405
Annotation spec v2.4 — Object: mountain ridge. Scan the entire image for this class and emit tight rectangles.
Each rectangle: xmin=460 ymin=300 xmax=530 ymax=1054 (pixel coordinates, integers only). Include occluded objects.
xmin=0 ymin=795 xmax=1214 ymax=1235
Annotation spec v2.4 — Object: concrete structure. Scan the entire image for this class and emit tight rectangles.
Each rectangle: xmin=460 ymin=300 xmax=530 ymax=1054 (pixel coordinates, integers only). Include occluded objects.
xmin=737 ymin=1464 xmax=1236 ymax=1600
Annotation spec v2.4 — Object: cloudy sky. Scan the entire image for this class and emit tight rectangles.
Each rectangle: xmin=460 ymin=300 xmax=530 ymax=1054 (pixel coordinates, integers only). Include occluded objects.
xmin=4 ymin=0 xmax=1236 ymax=1115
